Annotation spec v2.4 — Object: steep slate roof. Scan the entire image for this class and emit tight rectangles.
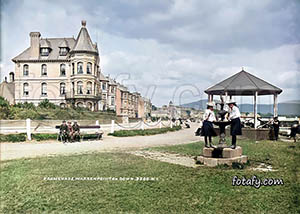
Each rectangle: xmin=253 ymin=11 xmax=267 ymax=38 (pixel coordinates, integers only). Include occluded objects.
xmin=205 ymin=70 xmax=282 ymax=96
xmin=12 ymin=21 xmax=98 ymax=62
xmin=99 ymin=73 xmax=109 ymax=82
xmin=58 ymin=39 xmax=69 ymax=48
xmin=12 ymin=38 xmax=76 ymax=61
xmin=40 ymin=39 xmax=51 ymax=48
xmin=71 ymin=21 xmax=98 ymax=54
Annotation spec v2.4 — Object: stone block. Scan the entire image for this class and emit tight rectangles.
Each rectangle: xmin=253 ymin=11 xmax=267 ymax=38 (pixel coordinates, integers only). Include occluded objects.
xmin=203 ymin=158 xmax=218 ymax=167
xmin=196 ymin=156 xmax=204 ymax=164
xmin=195 ymin=155 xmax=248 ymax=167
xmin=202 ymin=147 xmax=214 ymax=157
xmin=222 ymin=146 xmax=242 ymax=158
xmin=241 ymin=155 xmax=248 ymax=163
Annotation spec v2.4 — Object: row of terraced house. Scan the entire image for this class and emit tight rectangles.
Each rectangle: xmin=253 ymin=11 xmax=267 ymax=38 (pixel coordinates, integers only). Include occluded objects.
xmin=0 ymin=20 xmax=151 ymax=119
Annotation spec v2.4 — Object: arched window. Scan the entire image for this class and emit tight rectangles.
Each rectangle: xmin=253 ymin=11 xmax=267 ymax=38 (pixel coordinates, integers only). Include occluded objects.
xmin=41 ymin=64 xmax=47 ymax=76
xmin=60 ymin=103 xmax=66 ymax=108
xmin=87 ymin=81 xmax=92 ymax=94
xmin=77 ymin=81 xmax=83 ymax=94
xmin=41 ymin=83 xmax=47 ymax=96
xmin=87 ymin=62 xmax=92 ymax=74
xmin=77 ymin=102 xmax=83 ymax=108
xmin=60 ymin=64 xmax=66 ymax=76
xmin=23 ymin=83 xmax=29 ymax=96
xmin=23 ymin=65 xmax=29 ymax=76
xmin=9 ymin=72 xmax=14 ymax=82
xmin=77 ymin=62 xmax=83 ymax=74
xmin=87 ymin=102 xmax=93 ymax=110
xmin=60 ymin=83 xmax=66 ymax=95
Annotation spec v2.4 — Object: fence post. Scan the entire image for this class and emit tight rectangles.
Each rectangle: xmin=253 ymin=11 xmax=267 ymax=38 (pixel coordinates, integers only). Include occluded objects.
xmin=96 ymin=120 xmax=99 ymax=126
xmin=170 ymin=120 xmax=173 ymax=128
xmin=26 ymin=118 xmax=31 ymax=140
xmin=110 ymin=120 xmax=115 ymax=134
xmin=159 ymin=119 xmax=162 ymax=129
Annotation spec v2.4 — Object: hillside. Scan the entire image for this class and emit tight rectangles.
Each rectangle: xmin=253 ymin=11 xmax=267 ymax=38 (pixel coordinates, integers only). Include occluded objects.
xmin=181 ymin=100 xmax=300 ymax=116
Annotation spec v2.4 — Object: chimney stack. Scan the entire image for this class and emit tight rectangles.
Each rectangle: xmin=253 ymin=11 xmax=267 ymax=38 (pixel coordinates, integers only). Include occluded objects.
xmin=29 ymin=32 xmax=41 ymax=59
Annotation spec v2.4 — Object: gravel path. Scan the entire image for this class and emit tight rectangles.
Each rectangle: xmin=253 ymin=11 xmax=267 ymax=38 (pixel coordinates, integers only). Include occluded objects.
xmin=1 ymin=123 xmax=202 ymax=161
xmin=129 ymin=151 xmax=199 ymax=168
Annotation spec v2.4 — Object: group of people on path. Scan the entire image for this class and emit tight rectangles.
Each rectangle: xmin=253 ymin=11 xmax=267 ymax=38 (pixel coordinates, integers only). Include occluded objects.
xmin=59 ymin=120 xmax=81 ymax=143
xmin=200 ymin=99 xmax=242 ymax=149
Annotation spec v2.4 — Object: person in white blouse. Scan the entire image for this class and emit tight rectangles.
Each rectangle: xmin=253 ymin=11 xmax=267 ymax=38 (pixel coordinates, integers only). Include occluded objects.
xmin=227 ymin=99 xmax=242 ymax=149
xmin=200 ymin=102 xmax=217 ymax=147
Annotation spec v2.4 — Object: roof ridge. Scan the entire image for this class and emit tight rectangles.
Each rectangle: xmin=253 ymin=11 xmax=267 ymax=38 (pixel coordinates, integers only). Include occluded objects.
xmin=243 ymin=70 xmax=260 ymax=90
xmin=224 ymin=71 xmax=241 ymax=90
xmin=41 ymin=37 xmax=75 ymax=40
xmin=246 ymin=71 xmax=280 ymax=90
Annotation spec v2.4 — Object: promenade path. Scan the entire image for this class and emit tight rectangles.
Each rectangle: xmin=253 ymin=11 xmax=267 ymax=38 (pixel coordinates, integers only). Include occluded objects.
xmin=1 ymin=123 xmax=202 ymax=161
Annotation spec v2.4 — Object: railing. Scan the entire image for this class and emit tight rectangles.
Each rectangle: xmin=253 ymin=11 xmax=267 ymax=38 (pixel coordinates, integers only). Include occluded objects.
xmin=65 ymin=92 xmax=101 ymax=100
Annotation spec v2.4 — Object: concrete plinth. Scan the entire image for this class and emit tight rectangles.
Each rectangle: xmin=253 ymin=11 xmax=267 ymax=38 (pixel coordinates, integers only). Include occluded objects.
xmin=202 ymin=146 xmax=242 ymax=158
xmin=197 ymin=146 xmax=247 ymax=167
xmin=196 ymin=155 xmax=248 ymax=167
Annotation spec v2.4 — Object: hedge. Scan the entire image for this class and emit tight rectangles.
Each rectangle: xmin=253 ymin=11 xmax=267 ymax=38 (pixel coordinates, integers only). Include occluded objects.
xmin=108 ymin=126 xmax=182 ymax=137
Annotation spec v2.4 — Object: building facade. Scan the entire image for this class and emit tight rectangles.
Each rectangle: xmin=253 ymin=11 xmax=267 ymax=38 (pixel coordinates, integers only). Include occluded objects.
xmin=12 ymin=20 xmax=101 ymax=111
xmin=9 ymin=20 xmax=152 ymax=117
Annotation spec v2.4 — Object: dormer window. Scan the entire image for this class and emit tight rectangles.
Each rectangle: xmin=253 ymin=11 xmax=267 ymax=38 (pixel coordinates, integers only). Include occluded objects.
xmin=40 ymin=48 xmax=50 ymax=56
xmin=59 ymin=47 xmax=68 ymax=56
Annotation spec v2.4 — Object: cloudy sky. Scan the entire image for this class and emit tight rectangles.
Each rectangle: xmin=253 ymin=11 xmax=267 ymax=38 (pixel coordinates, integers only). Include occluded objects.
xmin=1 ymin=0 xmax=299 ymax=106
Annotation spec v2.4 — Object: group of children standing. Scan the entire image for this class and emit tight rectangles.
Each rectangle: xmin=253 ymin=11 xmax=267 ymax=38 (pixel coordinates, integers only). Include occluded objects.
xmin=200 ymin=99 xmax=242 ymax=149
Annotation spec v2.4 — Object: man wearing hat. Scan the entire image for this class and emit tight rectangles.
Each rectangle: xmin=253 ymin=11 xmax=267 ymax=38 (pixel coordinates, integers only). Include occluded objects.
xmin=59 ymin=120 xmax=69 ymax=143
xmin=200 ymin=102 xmax=217 ymax=148
xmin=72 ymin=121 xmax=81 ymax=142
xmin=227 ymin=99 xmax=242 ymax=149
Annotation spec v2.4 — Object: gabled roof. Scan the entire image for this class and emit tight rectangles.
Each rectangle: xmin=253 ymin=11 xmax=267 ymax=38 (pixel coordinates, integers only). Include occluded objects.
xmin=12 ymin=38 xmax=76 ymax=62
xmin=58 ymin=39 xmax=69 ymax=48
xmin=71 ymin=20 xmax=98 ymax=54
xmin=12 ymin=20 xmax=97 ymax=62
xmin=205 ymin=70 xmax=282 ymax=96
xmin=40 ymin=39 xmax=51 ymax=48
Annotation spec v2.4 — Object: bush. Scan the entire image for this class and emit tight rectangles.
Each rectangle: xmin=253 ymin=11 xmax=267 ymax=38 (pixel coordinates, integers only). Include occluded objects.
xmin=0 ymin=96 xmax=10 ymax=108
xmin=32 ymin=133 xmax=58 ymax=141
xmin=0 ymin=133 xmax=27 ymax=142
xmin=13 ymin=102 xmax=36 ymax=110
xmin=38 ymin=99 xmax=57 ymax=109
xmin=108 ymin=126 xmax=182 ymax=137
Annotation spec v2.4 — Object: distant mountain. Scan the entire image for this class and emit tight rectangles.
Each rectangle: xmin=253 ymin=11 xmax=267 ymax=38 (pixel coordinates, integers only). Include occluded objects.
xmin=181 ymin=100 xmax=300 ymax=116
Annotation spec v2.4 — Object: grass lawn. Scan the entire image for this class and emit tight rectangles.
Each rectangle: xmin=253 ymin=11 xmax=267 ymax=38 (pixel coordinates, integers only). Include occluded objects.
xmin=0 ymin=139 xmax=299 ymax=213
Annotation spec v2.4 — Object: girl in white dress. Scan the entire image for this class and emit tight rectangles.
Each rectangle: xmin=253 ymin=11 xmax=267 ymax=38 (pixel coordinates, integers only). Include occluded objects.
xmin=200 ymin=102 xmax=217 ymax=148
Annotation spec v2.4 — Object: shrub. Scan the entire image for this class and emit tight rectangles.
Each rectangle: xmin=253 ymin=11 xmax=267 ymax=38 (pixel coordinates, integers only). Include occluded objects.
xmin=108 ymin=126 xmax=182 ymax=137
xmin=0 ymin=96 xmax=10 ymax=108
xmin=38 ymin=99 xmax=57 ymax=109
xmin=0 ymin=133 xmax=27 ymax=142
xmin=32 ymin=133 xmax=58 ymax=141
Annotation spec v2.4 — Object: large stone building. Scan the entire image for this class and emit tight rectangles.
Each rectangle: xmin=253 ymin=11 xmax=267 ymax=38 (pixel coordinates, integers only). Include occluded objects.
xmin=7 ymin=20 xmax=151 ymax=118
xmin=12 ymin=20 xmax=101 ymax=110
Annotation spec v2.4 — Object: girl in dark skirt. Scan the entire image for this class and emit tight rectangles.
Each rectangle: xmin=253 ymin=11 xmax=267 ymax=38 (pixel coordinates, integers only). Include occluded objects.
xmin=227 ymin=99 xmax=242 ymax=149
xmin=201 ymin=102 xmax=217 ymax=148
